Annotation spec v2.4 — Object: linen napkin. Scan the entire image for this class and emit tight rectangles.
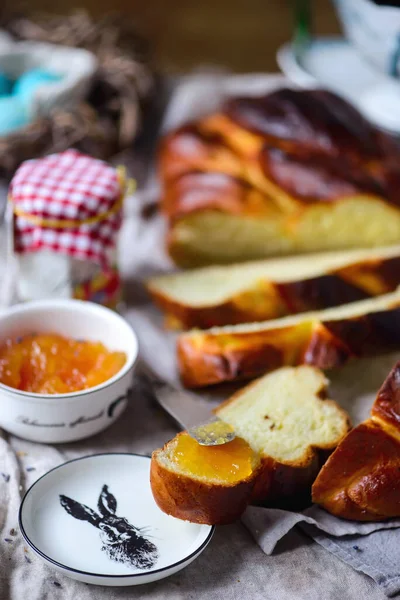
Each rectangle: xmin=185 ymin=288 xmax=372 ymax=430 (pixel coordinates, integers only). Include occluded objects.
xmin=243 ymin=507 xmax=400 ymax=597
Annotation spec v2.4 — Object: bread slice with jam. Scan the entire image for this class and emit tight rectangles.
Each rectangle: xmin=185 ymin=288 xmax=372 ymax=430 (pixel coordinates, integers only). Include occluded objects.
xmin=150 ymin=366 xmax=350 ymax=524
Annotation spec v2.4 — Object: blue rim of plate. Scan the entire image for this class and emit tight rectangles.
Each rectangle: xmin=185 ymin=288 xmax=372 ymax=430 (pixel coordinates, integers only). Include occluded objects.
xmin=18 ymin=452 xmax=215 ymax=579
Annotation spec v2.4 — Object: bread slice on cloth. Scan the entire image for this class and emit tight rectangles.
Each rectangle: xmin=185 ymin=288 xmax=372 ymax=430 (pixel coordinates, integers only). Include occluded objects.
xmin=150 ymin=366 xmax=350 ymax=524
xmin=312 ymin=361 xmax=400 ymax=521
xmin=177 ymin=288 xmax=400 ymax=388
xmin=147 ymin=245 xmax=400 ymax=329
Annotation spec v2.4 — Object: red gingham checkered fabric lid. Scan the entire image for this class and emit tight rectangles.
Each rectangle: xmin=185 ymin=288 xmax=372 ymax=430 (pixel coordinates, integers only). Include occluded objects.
xmin=10 ymin=150 xmax=125 ymax=266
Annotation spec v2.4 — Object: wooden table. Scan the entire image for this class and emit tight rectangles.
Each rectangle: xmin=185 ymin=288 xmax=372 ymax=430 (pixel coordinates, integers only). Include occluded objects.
xmin=3 ymin=0 xmax=341 ymax=73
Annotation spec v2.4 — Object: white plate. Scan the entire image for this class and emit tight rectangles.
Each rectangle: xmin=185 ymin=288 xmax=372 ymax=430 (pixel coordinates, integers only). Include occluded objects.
xmin=277 ymin=37 xmax=400 ymax=132
xmin=19 ymin=454 xmax=214 ymax=586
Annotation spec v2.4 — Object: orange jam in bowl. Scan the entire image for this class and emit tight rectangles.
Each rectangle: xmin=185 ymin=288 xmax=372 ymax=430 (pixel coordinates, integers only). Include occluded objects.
xmin=0 ymin=333 xmax=127 ymax=394
xmin=171 ymin=432 xmax=258 ymax=484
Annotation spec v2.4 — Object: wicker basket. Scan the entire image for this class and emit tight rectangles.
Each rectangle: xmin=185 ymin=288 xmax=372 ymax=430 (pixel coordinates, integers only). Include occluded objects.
xmin=0 ymin=11 xmax=158 ymax=179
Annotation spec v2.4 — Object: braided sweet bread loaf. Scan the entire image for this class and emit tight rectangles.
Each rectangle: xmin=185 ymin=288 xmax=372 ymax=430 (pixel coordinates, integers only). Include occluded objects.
xmin=160 ymin=89 xmax=400 ymax=267
xmin=312 ymin=361 xmax=400 ymax=521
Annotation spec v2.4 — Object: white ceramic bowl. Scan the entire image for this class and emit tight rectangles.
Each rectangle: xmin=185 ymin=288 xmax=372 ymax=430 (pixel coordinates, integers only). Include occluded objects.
xmin=0 ymin=299 xmax=138 ymax=443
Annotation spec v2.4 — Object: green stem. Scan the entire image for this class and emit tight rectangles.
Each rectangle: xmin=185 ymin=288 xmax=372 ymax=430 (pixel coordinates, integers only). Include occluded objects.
xmin=293 ymin=0 xmax=313 ymax=61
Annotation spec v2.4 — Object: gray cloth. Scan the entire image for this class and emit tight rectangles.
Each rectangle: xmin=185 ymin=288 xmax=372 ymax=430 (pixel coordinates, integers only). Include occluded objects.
xmin=243 ymin=507 xmax=400 ymax=597
xmin=0 ymin=395 xmax=388 ymax=600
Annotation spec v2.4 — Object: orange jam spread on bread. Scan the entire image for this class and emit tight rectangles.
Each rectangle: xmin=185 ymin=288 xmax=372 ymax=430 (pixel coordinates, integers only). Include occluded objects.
xmin=0 ymin=333 xmax=126 ymax=393
xmin=172 ymin=432 xmax=256 ymax=483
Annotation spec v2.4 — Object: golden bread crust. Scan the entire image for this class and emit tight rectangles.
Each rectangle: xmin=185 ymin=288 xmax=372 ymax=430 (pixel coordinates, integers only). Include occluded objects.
xmin=147 ymin=254 xmax=400 ymax=330
xmin=150 ymin=368 xmax=351 ymax=523
xmin=177 ymin=301 xmax=400 ymax=388
xmin=312 ymin=422 xmax=400 ymax=520
xmin=159 ymin=89 xmax=400 ymax=266
xmin=150 ymin=435 xmax=259 ymax=525
xmin=177 ymin=326 xmax=296 ymax=388
xmin=147 ymin=279 xmax=285 ymax=330
xmin=215 ymin=369 xmax=351 ymax=506
xmin=162 ymin=172 xmax=274 ymax=222
xmin=312 ymin=361 xmax=400 ymax=520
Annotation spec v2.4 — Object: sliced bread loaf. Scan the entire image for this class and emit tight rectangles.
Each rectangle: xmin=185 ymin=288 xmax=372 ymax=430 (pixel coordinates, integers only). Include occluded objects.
xmin=147 ymin=245 xmax=400 ymax=329
xmin=160 ymin=90 xmax=400 ymax=268
xmin=177 ymin=288 xmax=400 ymax=387
xmin=150 ymin=366 xmax=350 ymax=524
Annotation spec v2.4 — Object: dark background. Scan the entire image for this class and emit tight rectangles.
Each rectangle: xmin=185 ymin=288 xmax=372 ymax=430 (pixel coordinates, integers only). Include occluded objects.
xmin=1 ymin=0 xmax=341 ymax=73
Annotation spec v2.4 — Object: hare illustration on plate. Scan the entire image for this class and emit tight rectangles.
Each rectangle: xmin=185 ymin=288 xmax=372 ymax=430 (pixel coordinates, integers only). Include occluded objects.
xmin=60 ymin=485 xmax=159 ymax=569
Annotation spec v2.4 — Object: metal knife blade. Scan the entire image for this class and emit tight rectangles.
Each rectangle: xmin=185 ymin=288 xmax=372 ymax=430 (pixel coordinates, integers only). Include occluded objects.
xmin=137 ymin=365 xmax=219 ymax=431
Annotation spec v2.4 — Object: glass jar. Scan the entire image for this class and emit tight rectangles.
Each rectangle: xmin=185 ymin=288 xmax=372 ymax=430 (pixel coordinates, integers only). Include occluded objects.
xmin=8 ymin=149 xmax=131 ymax=309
